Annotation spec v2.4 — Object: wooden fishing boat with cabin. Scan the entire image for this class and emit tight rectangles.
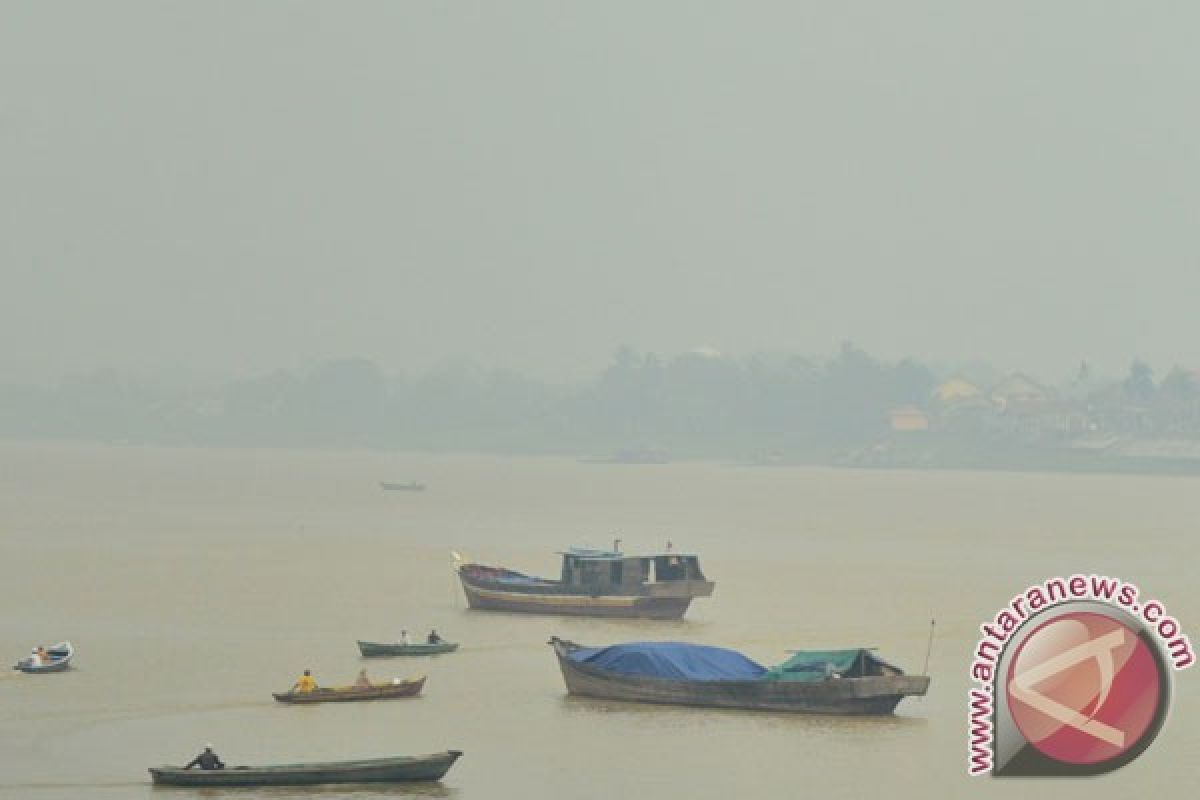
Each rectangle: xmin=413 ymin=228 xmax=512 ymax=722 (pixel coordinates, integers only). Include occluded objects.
xmin=549 ymin=637 xmax=929 ymax=715
xmin=457 ymin=543 xmax=714 ymax=620
xmin=148 ymin=750 xmax=463 ymax=786
xmin=273 ymin=676 xmax=425 ymax=704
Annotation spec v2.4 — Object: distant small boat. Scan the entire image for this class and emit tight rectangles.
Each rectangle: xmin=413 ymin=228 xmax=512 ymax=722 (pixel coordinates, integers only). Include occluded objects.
xmin=550 ymin=637 xmax=930 ymax=715
xmin=358 ymin=640 xmax=459 ymax=657
xmin=380 ymin=481 xmax=426 ymax=492
xmin=13 ymin=641 xmax=73 ymax=673
xmin=582 ymin=448 xmax=670 ymax=465
xmin=272 ymin=676 xmax=425 ymax=704
xmin=149 ymin=750 xmax=463 ymax=786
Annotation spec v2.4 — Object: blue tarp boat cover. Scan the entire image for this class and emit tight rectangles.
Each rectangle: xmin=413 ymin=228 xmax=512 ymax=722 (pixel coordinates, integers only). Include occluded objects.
xmin=567 ymin=642 xmax=767 ymax=681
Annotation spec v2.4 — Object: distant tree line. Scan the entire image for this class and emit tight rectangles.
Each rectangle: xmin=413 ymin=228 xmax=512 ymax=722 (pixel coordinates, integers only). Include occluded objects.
xmin=0 ymin=344 xmax=938 ymax=457
xmin=4 ymin=348 xmax=1199 ymax=459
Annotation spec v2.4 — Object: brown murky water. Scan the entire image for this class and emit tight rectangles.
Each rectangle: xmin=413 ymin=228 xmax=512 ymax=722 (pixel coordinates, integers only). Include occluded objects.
xmin=1 ymin=442 xmax=1196 ymax=798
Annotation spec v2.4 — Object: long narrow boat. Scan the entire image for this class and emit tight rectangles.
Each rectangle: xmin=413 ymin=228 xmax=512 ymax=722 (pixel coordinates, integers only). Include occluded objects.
xmin=380 ymin=481 xmax=425 ymax=491
xmin=358 ymin=640 xmax=459 ymax=657
xmin=550 ymin=637 xmax=930 ymax=715
xmin=457 ymin=545 xmax=714 ymax=619
xmin=149 ymin=750 xmax=463 ymax=786
xmin=12 ymin=641 xmax=73 ymax=673
xmin=273 ymin=676 xmax=425 ymax=704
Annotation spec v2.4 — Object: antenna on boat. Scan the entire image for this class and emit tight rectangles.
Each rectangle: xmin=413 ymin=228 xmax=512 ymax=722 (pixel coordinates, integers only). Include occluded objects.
xmin=922 ymin=618 xmax=936 ymax=676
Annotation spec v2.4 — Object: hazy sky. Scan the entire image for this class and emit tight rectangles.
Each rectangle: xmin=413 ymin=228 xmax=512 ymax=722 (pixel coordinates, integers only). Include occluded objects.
xmin=2 ymin=3 xmax=1197 ymax=383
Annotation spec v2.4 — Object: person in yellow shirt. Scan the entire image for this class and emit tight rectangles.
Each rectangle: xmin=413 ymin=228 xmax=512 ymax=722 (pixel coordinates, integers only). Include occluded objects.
xmin=291 ymin=669 xmax=318 ymax=693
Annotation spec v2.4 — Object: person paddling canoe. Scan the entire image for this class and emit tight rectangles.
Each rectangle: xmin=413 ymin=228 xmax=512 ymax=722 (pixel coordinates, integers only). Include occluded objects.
xmin=183 ymin=744 xmax=225 ymax=771
xmin=291 ymin=669 xmax=318 ymax=693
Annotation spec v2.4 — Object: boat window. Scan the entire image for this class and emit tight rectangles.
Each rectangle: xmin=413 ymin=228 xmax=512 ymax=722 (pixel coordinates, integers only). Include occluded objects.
xmin=610 ymin=561 xmax=623 ymax=584
xmin=652 ymin=556 xmax=705 ymax=581
xmin=653 ymin=556 xmax=687 ymax=581
xmin=580 ymin=561 xmax=603 ymax=585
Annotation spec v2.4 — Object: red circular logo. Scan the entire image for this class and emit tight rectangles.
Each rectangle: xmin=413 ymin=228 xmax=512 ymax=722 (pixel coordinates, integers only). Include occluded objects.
xmin=1006 ymin=611 xmax=1163 ymax=766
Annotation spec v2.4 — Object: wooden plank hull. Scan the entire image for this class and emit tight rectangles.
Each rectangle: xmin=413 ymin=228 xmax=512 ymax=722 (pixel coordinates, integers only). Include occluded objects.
xmin=357 ymin=640 xmax=459 ymax=657
xmin=551 ymin=640 xmax=929 ymax=715
xmin=459 ymin=573 xmax=698 ymax=620
xmin=273 ymin=677 xmax=425 ymax=704
xmin=149 ymin=751 xmax=462 ymax=786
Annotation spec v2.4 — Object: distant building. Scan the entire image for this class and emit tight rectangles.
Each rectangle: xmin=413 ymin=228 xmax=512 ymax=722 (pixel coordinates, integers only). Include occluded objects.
xmin=934 ymin=378 xmax=983 ymax=404
xmin=990 ymin=373 xmax=1051 ymax=412
xmin=931 ymin=378 xmax=991 ymax=434
xmin=889 ymin=406 xmax=930 ymax=432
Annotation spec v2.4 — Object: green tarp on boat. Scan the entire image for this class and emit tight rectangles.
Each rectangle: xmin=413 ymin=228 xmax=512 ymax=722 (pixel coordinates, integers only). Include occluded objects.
xmin=763 ymin=649 xmax=902 ymax=682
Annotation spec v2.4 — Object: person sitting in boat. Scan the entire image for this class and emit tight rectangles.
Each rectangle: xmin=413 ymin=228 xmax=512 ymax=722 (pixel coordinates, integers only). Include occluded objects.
xmin=399 ymin=630 xmax=411 ymax=646
xmin=426 ymin=629 xmax=443 ymax=645
xmin=28 ymin=648 xmax=43 ymax=668
xmin=183 ymin=744 xmax=225 ymax=771
xmin=291 ymin=669 xmax=318 ymax=694
xmin=354 ymin=668 xmax=372 ymax=688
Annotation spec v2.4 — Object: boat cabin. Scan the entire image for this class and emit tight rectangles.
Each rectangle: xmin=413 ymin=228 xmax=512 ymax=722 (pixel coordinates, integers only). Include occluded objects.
xmin=558 ymin=547 xmax=707 ymax=590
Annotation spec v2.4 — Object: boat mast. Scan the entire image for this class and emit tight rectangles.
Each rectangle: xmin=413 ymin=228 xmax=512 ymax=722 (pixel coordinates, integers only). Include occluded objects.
xmin=922 ymin=618 xmax=936 ymax=676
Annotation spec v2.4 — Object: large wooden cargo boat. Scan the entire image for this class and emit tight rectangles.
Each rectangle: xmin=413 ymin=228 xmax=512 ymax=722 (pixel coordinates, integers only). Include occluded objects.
xmin=457 ymin=546 xmax=714 ymax=620
xmin=149 ymin=751 xmax=462 ymax=786
xmin=550 ymin=637 xmax=929 ymax=715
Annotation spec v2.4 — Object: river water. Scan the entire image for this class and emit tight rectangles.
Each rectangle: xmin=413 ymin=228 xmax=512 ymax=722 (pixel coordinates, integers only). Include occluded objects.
xmin=0 ymin=442 xmax=1195 ymax=798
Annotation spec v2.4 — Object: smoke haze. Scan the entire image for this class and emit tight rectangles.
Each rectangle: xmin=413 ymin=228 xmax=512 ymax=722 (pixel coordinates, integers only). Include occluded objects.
xmin=3 ymin=4 xmax=1198 ymax=384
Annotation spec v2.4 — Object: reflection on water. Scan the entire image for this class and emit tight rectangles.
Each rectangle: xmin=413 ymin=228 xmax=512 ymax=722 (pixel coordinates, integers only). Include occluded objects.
xmin=0 ymin=443 xmax=1195 ymax=800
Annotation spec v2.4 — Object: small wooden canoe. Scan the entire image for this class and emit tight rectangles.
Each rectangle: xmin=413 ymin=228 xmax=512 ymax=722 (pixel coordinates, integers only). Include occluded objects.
xmin=358 ymin=640 xmax=459 ymax=657
xmin=12 ymin=641 xmax=73 ymax=673
xmin=149 ymin=750 xmax=463 ymax=786
xmin=273 ymin=676 xmax=425 ymax=704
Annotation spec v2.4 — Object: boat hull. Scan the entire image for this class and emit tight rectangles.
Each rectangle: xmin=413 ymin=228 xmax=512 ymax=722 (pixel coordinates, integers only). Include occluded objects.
xmin=459 ymin=571 xmax=706 ymax=620
xmin=273 ymin=677 xmax=425 ymax=704
xmin=358 ymin=640 xmax=459 ymax=657
xmin=551 ymin=640 xmax=929 ymax=715
xmin=14 ymin=659 xmax=71 ymax=674
xmin=149 ymin=751 xmax=462 ymax=786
